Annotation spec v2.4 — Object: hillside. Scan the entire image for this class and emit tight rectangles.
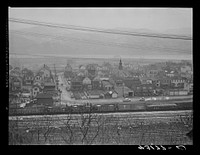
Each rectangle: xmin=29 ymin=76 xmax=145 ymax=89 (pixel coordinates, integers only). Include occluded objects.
xmin=9 ymin=26 xmax=192 ymax=60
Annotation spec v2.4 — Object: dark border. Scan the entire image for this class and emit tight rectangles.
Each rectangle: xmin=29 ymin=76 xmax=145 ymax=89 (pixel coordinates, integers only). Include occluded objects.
xmin=5 ymin=0 xmax=198 ymax=154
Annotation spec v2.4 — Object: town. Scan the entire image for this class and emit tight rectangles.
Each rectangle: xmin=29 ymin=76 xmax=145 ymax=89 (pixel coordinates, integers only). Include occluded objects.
xmin=8 ymin=8 xmax=193 ymax=145
xmin=9 ymin=58 xmax=193 ymax=112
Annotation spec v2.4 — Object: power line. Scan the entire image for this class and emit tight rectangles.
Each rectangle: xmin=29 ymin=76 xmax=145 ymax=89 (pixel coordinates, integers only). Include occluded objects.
xmin=9 ymin=17 xmax=192 ymax=40
xmin=10 ymin=30 xmax=191 ymax=53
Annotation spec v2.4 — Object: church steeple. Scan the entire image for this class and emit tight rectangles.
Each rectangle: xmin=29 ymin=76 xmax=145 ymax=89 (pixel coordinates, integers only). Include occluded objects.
xmin=119 ymin=59 xmax=123 ymax=70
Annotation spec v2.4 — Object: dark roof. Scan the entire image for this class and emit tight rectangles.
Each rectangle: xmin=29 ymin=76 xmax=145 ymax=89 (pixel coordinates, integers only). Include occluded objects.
xmin=36 ymin=93 xmax=53 ymax=99
xmin=88 ymin=90 xmax=104 ymax=95
xmin=71 ymin=76 xmax=83 ymax=82
xmin=44 ymin=82 xmax=55 ymax=86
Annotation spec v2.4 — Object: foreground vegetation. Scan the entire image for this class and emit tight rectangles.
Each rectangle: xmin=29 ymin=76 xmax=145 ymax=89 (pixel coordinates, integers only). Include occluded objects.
xmin=9 ymin=112 xmax=193 ymax=145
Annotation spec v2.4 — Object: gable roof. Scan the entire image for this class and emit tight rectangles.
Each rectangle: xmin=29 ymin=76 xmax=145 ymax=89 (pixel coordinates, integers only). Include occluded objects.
xmin=93 ymin=76 xmax=101 ymax=81
xmin=102 ymin=81 xmax=112 ymax=87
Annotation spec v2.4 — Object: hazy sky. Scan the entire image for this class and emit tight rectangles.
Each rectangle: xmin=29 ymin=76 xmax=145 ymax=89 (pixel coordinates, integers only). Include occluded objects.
xmin=9 ymin=7 xmax=192 ymax=33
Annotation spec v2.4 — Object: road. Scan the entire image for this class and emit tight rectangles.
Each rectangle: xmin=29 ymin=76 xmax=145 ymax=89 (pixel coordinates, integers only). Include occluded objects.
xmin=57 ymin=72 xmax=193 ymax=106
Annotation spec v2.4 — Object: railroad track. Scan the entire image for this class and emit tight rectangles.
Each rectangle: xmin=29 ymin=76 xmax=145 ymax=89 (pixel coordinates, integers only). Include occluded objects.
xmin=9 ymin=110 xmax=192 ymax=129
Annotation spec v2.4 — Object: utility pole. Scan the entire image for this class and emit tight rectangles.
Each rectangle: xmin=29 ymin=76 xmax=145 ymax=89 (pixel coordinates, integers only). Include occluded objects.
xmin=123 ymin=83 xmax=125 ymax=98
xmin=54 ymin=64 xmax=58 ymax=90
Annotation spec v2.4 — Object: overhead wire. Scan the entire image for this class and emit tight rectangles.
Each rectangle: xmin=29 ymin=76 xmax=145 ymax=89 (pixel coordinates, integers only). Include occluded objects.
xmin=9 ymin=17 xmax=192 ymax=40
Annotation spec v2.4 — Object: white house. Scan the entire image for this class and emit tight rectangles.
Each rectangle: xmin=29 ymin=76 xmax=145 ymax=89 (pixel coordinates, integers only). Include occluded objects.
xmin=112 ymin=91 xmax=118 ymax=98
xmin=82 ymin=77 xmax=92 ymax=85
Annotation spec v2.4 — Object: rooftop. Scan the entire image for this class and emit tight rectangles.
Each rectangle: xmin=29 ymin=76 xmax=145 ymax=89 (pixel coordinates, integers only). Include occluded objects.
xmin=36 ymin=93 xmax=53 ymax=99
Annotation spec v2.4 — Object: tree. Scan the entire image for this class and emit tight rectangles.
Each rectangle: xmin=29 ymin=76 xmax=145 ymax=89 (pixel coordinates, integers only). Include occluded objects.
xmin=77 ymin=106 xmax=103 ymax=145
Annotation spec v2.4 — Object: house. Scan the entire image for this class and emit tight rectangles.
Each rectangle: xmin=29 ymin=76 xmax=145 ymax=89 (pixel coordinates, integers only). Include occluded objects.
xmin=165 ymin=89 xmax=188 ymax=96
xmin=36 ymin=93 xmax=54 ymax=106
xmin=33 ymin=81 xmax=44 ymax=88
xmin=97 ymin=71 xmax=104 ymax=77
xmin=9 ymin=70 xmax=21 ymax=77
xmin=38 ymin=64 xmax=52 ymax=79
xmin=43 ymin=82 xmax=56 ymax=93
xmin=21 ymin=68 xmax=29 ymax=77
xmin=140 ymin=76 xmax=154 ymax=85
xmin=184 ymin=82 xmax=193 ymax=93
xmin=92 ymin=76 xmax=101 ymax=89
xmin=115 ymin=86 xmax=134 ymax=98
xmin=10 ymin=76 xmax=22 ymax=91
xmin=101 ymin=81 xmax=113 ymax=91
xmin=79 ymin=65 xmax=86 ymax=71
xmin=180 ymin=72 xmax=193 ymax=79
xmin=107 ymin=76 xmax=114 ymax=83
xmin=86 ymin=64 xmax=96 ymax=77
xmin=159 ymin=77 xmax=171 ymax=89
xmin=181 ymin=65 xmax=192 ymax=73
xmin=164 ymin=69 xmax=179 ymax=78
xmin=82 ymin=77 xmax=92 ymax=90
xmin=146 ymin=69 xmax=159 ymax=78
xmin=133 ymin=84 xmax=155 ymax=96
xmin=112 ymin=91 xmax=118 ymax=98
xmin=170 ymin=77 xmax=186 ymax=88
xmin=64 ymin=63 xmax=73 ymax=79
xmin=43 ymin=76 xmax=54 ymax=83
xmin=115 ymin=79 xmax=123 ymax=87
xmin=65 ymin=64 xmax=73 ymax=72
xmin=22 ymin=70 xmax=34 ymax=91
xmin=104 ymin=91 xmax=113 ymax=99
xmin=123 ymin=77 xmax=141 ymax=90
xmin=13 ymin=67 xmax=21 ymax=73
xmin=70 ymin=76 xmax=83 ymax=91
xmin=34 ymin=72 xmax=43 ymax=83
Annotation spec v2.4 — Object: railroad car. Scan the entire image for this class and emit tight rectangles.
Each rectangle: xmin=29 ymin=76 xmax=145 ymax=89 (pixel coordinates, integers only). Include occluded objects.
xmin=131 ymin=103 xmax=147 ymax=111
xmin=175 ymin=100 xmax=193 ymax=110
xmin=99 ymin=104 xmax=116 ymax=112
xmin=118 ymin=104 xmax=131 ymax=111
xmin=92 ymin=104 xmax=103 ymax=112
xmin=146 ymin=103 xmax=177 ymax=111
xmin=117 ymin=103 xmax=147 ymax=112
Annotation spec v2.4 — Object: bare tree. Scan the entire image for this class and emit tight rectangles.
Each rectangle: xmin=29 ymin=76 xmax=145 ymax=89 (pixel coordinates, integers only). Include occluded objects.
xmin=77 ymin=106 xmax=103 ymax=145
xmin=59 ymin=114 xmax=75 ymax=144
xmin=178 ymin=113 xmax=193 ymax=130
xmin=41 ymin=116 xmax=55 ymax=143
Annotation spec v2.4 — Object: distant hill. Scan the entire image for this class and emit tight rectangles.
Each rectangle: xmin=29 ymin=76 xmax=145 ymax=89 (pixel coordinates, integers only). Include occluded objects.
xmin=163 ymin=27 xmax=192 ymax=37
xmin=9 ymin=26 xmax=192 ymax=60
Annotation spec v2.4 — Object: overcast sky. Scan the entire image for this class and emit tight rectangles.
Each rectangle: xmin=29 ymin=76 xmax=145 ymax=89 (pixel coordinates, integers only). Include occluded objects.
xmin=9 ymin=7 xmax=192 ymax=33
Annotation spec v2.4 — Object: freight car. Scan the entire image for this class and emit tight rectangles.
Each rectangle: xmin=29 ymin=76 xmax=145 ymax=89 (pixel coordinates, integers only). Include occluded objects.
xmin=174 ymin=100 xmax=193 ymax=110
xmin=9 ymin=99 xmax=193 ymax=116
xmin=118 ymin=103 xmax=146 ymax=112
xmin=92 ymin=104 xmax=117 ymax=113
xmin=146 ymin=103 xmax=177 ymax=111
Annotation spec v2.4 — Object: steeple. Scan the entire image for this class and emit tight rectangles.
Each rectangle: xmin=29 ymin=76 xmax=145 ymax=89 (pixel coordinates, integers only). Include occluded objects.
xmin=119 ymin=59 xmax=123 ymax=70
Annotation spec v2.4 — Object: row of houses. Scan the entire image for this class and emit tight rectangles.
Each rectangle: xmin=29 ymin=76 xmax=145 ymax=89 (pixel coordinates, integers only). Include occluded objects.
xmin=9 ymin=64 xmax=57 ymax=98
xmin=68 ymin=73 xmax=192 ymax=98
